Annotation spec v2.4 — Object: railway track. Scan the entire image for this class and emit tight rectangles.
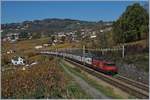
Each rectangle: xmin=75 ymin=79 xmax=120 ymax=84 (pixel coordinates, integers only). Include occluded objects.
xmin=64 ymin=58 xmax=149 ymax=99
xmin=115 ymin=75 xmax=149 ymax=92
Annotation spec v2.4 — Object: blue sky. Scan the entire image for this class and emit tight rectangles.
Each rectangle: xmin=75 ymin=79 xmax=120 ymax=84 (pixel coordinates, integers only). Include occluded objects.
xmin=1 ymin=1 xmax=148 ymax=24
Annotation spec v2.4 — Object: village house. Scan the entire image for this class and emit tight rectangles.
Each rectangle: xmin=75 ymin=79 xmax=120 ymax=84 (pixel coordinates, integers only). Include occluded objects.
xmin=11 ymin=57 xmax=25 ymax=65
xmin=57 ymin=32 xmax=66 ymax=37
xmin=43 ymin=44 xmax=49 ymax=47
xmin=90 ymin=31 xmax=97 ymax=39
xmin=5 ymin=33 xmax=20 ymax=42
xmin=35 ymin=45 xmax=43 ymax=49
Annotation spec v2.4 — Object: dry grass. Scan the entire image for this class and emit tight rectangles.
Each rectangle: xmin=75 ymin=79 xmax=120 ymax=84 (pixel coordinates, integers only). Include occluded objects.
xmin=2 ymin=57 xmax=69 ymax=98
xmin=2 ymin=38 xmax=67 ymax=98
xmin=2 ymin=55 xmax=91 ymax=99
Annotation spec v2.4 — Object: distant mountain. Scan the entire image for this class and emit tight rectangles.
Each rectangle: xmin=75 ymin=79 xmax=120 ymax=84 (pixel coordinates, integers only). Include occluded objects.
xmin=1 ymin=18 xmax=113 ymax=37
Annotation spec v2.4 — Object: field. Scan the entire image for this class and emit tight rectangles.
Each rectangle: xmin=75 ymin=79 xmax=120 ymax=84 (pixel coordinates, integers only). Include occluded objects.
xmin=1 ymin=38 xmax=90 ymax=99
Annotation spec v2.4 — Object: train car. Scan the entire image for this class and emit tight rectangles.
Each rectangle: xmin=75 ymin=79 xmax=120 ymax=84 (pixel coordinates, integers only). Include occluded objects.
xmin=81 ymin=53 xmax=92 ymax=64
xmin=75 ymin=56 xmax=81 ymax=61
xmin=82 ymin=57 xmax=92 ymax=65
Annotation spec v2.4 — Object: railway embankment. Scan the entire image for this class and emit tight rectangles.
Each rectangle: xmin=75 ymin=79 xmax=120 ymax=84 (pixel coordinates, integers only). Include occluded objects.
xmin=60 ymin=60 xmax=108 ymax=99
xmin=61 ymin=58 xmax=149 ymax=99
xmin=116 ymin=62 xmax=149 ymax=84
xmin=60 ymin=59 xmax=133 ymax=99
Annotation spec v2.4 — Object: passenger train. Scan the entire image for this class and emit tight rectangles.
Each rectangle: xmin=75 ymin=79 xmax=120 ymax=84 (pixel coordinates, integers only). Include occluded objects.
xmin=41 ymin=51 xmax=118 ymax=75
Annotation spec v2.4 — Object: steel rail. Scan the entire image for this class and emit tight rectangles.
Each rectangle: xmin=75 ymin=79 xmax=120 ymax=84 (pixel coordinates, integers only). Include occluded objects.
xmin=115 ymin=75 xmax=149 ymax=92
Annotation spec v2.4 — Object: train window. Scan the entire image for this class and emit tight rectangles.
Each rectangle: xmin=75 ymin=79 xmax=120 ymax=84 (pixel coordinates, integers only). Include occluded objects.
xmin=84 ymin=53 xmax=93 ymax=58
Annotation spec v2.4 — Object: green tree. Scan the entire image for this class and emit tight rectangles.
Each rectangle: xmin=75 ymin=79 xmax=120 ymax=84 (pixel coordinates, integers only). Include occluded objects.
xmin=113 ymin=3 xmax=149 ymax=44
xmin=97 ymin=32 xmax=108 ymax=48
xmin=19 ymin=32 xmax=29 ymax=39
xmin=61 ymin=36 xmax=66 ymax=43
xmin=51 ymin=35 xmax=56 ymax=42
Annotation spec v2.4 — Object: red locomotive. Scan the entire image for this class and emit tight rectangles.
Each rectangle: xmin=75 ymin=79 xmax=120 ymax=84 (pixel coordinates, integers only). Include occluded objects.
xmin=92 ymin=58 xmax=118 ymax=74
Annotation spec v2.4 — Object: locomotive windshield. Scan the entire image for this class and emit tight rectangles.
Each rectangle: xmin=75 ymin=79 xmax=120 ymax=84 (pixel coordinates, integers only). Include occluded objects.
xmin=105 ymin=63 xmax=115 ymax=66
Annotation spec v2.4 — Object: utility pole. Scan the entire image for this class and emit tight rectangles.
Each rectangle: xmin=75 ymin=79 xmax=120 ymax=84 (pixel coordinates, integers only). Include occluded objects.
xmin=102 ymin=49 xmax=104 ymax=55
xmin=83 ymin=45 xmax=85 ymax=65
xmin=122 ymin=45 xmax=125 ymax=58
xmin=122 ymin=21 xmax=125 ymax=59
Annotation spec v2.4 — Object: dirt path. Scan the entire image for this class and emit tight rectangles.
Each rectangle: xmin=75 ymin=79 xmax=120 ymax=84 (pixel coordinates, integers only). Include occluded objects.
xmin=60 ymin=60 xmax=109 ymax=99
